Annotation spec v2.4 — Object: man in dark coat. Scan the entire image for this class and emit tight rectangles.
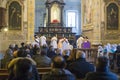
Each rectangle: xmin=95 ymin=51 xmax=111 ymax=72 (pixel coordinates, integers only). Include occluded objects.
xmin=67 ymin=51 xmax=95 ymax=79
xmin=84 ymin=56 xmax=118 ymax=80
xmin=8 ymin=49 xmax=40 ymax=80
xmin=42 ymin=55 xmax=76 ymax=80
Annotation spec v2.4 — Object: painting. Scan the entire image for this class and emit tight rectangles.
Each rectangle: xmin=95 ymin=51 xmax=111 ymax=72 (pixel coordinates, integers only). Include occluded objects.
xmin=107 ymin=3 xmax=118 ymax=30
xmin=50 ymin=3 xmax=60 ymax=23
xmin=0 ymin=7 xmax=6 ymax=29
xmin=8 ymin=1 xmax=22 ymax=30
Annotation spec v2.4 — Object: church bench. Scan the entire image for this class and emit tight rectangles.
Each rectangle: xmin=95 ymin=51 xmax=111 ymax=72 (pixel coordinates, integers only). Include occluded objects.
xmin=37 ymin=67 xmax=51 ymax=72
xmin=0 ymin=67 xmax=51 ymax=80
xmin=0 ymin=73 xmax=8 ymax=80
xmin=0 ymin=69 xmax=8 ymax=73
xmin=0 ymin=67 xmax=51 ymax=73
xmin=0 ymin=72 xmax=48 ymax=80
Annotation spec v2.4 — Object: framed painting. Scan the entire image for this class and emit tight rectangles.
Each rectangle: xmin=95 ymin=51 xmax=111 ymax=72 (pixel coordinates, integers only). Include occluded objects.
xmin=8 ymin=1 xmax=22 ymax=30
xmin=106 ymin=3 xmax=119 ymax=30
xmin=50 ymin=3 xmax=60 ymax=23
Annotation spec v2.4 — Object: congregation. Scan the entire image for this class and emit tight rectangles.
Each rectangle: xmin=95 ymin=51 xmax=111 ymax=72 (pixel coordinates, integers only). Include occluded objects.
xmin=0 ymin=35 xmax=120 ymax=80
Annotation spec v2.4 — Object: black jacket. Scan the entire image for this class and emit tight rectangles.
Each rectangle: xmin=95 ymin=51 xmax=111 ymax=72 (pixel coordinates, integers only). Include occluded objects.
xmin=42 ymin=68 xmax=76 ymax=80
xmin=68 ymin=58 xmax=95 ymax=79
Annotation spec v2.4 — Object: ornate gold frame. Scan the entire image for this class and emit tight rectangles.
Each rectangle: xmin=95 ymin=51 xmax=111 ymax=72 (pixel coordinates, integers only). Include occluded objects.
xmin=50 ymin=3 xmax=60 ymax=23
xmin=7 ymin=0 xmax=23 ymax=31
xmin=105 ymin=1 xmax=119 ymax=31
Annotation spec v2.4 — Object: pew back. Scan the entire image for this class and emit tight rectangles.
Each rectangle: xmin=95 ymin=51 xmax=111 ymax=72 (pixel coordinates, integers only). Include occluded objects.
xmin=0 ymin=67 xmax=51 ymax=80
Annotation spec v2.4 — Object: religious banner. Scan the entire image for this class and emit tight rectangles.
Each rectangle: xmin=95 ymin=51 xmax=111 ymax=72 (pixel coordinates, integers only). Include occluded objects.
xmin=8 ymin=1 xmax=22 ymax=30
xmin=106 ymin=3 xmax=118 ymax=30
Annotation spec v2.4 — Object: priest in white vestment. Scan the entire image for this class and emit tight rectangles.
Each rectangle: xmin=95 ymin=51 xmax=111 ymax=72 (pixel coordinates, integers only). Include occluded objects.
xmin=76 ymin=36 xmax=84 ymax=48
xmin=32 ymin=35 xmax=40 ymax=47
xmin=58 ymin=37 xmax=69 ymax=52
xmin=39 ymin=35 xmax=47 ymax=47
xmin=50 ymin=36 xmax=57 ymax=49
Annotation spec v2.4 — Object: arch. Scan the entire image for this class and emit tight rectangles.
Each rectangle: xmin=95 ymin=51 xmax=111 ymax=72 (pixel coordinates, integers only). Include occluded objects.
xmin=7 ymin=0 xmax=23 ymax=30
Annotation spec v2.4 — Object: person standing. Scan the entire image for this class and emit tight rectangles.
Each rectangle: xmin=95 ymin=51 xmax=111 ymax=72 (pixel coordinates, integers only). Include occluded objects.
xmin=82 ymin=36 xmax=91 ymax=49
xmin=39 ymin=35 xmax=47 ymax=47
xmin=50 ymin=36 xmax=57 ymax=49
xmin=32 ymin=35 xmax=40 ymax=48
xmin=58 ymin=37 xmax=69 ymax=53
xmin=76 ymin=35 xmax=84 ymax=48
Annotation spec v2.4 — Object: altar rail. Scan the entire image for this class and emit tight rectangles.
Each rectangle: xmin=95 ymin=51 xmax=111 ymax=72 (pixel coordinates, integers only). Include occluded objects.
xmin=35 ymin=27 xmax=76 ymax=41
xmin=72 ymin=48 xmax=98 ymax=63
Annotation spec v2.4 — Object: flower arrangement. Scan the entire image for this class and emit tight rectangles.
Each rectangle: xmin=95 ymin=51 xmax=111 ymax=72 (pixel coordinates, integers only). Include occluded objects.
xmin=52 ymin=19 xmax=59 ymax=23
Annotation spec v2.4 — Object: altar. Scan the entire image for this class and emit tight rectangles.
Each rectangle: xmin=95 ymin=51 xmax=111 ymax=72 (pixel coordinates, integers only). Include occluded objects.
xmin=36 ymin=0 xmax=76 ymax=43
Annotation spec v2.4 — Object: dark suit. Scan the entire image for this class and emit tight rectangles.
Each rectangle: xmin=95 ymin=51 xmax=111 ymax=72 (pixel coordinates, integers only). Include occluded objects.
xmin=68 ymin=58 xmax=95 ymax=79
xmin=42 ymin=68 xmax=76 ymax=80
xmin=85 ymin=71 xmax=118 ymax=80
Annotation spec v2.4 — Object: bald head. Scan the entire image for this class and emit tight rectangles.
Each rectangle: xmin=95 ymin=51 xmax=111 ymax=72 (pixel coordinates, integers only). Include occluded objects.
xmin=52 ymin=56 xmax=66 ymax=68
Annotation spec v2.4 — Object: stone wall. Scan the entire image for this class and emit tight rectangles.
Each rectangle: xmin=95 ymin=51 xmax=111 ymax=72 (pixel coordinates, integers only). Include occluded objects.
xmin=82 ymin=0 xmax=102 ymax=44
xmin=82 ymin=0 xmax=120 ymax=45
xmin=0 ymin=0 xmax=35 ymax=52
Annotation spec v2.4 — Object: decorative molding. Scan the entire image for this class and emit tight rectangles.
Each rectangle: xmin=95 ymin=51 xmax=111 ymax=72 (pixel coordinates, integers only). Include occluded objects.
xmin=7 ymin=0 xmax=23 ymax=31
xmin=7 ymin=0 xmax=24 ymax=5
xmin=83 ymin=23 xmax=94 ymax=31
xmin=83 ymin=29 xmax=93 ymax=32
xmin=105 ymin=31 xmax=120 ymax=40
xmin=104 ymin=0 xmax=120 ymax=5
xmin=6 ymin=32 xmax=25 ymax=40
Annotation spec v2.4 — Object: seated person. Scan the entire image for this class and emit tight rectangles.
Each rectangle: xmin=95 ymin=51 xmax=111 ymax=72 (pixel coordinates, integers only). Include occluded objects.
xmin=8 ymin=49 xmax=40 ymax=80
xmin=33 ymin=47 xmax=51 ymax=67
xmin=42 ymin=55 xmax=76 ymax=80
xmin=11 ymin=58 xmax=33 ymax=80
xmin=47 ymin=46 xmax=56 ymax=59
xmin=67 ymin=51 xmax=95 ymax=79
xmin=62 ymin=49 xmax=70 ymax=61
xmin=84 ymin=56 xmax=118 ymax=80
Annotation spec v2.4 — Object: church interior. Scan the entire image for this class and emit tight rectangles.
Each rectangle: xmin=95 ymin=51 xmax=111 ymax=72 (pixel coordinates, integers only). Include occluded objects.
xmin=0 ymin=0 xmax=120 ymax=51
xmin=0 ymin=0 xmax=120 ymax=80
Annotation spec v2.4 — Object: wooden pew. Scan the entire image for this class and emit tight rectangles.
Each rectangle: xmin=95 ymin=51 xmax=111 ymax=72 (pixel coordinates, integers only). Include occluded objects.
xmin=0 ymin=69 xmax=8 ymax=73
xmin=0 ymin=72 xmax=48 ymax=80
xmin=0 ymin=67 xmax=51 ymax=80
xmin=37 ymin=67 xmax=51 ymax=72
xmin=0 ymin=67 xmax=51 ymax=73
xmin=0 ymin=73 xmax=8 ymax=80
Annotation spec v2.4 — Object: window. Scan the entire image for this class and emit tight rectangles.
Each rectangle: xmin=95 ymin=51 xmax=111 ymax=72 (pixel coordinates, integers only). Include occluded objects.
xmin=66 ymin=10 xmax=78 ymax=27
